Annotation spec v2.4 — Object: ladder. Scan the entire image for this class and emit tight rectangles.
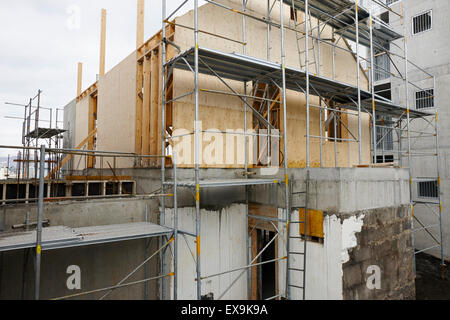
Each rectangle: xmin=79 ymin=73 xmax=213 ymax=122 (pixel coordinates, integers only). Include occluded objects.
xmin=290 ymin=4 xmax=319 ymax=75
xmin=286 ymin=170 xmax=309 ymax=300
xmin=251 ymin=81 xmax=281 ymax=165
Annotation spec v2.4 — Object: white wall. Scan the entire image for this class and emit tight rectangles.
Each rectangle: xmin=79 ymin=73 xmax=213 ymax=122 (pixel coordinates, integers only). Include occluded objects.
xmin=165 ymin=203 xmax=374 ymax=300
xmin=165 ymin=204 xmax=248 ymax=300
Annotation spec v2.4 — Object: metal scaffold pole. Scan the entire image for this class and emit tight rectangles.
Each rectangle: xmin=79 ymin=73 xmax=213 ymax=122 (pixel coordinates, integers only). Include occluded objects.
xmin=173 ymin=151 xmax=178 ymax=299
xmin=194 ymin=0 xmax=202 ymax=301
xmin=403 ymin=22 xmax=416 ymax=275
xmin=355 ymin=0 xmax=362 ymax=165
xmin=34 ymin=144 xmax=45 ymax=300
xmin=369 ymin=4 xmax=377 ymax=164
xmin=280 ymin=0 xmax=291 ymax=300
xmin=242 ymin=0 xmax=251 ymax=300
xmin=305 ymin=0 xmax=310 ymax=168
xmin=161 ymin=0 xmax=167 ymax=300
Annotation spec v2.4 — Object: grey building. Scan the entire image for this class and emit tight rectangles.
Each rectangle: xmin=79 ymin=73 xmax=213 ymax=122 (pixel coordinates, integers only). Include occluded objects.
xmin=375 ymin=0 xmax=449 ymax=262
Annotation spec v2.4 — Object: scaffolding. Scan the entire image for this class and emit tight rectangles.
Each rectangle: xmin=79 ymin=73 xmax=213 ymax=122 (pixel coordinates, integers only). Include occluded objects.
xmin=0 ymin=0 xmax=445 ymax=301
xmin=4 ymin=90 xmax=65 ymax=182
xmin=159 ymin=0 xmax=445 ymax=300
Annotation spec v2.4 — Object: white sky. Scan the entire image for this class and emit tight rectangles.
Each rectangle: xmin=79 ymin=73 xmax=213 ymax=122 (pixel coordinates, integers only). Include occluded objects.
xmin=0 ymin=0 xmax=205 ymax=157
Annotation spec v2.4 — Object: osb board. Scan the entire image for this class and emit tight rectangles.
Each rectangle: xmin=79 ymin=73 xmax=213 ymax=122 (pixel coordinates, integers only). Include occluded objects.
xmin=171 ymin=1 xmax=371 ymax=168
xmin=248 ymin=203 xmax=278 ymax=232
xmin=96 ymin=51 xmax=137 ymax=169
xmin=74 ymin=95 xmax=90 ymax=170
xmin=298 ymin=208 xmax=324 ymax=239
xmin=72 ymin=1 xmax=372 ymax=170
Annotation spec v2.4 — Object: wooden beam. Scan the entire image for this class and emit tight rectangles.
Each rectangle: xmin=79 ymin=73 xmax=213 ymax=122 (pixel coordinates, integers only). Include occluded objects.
xmin=150 ymin=49 xmax=159 ymax=164
xmin=99 ymin=9 xmax=107 ymax=77
xmin=65 ymin=175 xmax=132 ymax=181
xmin=137 ymin=0 xmax=145 ymax=49
xmin=135 ymin=61 xmax=144 ymax=156
xmin=88 ymin=96 xmax=97 ymax=168
xmin=141 ymin=55 xmax=151 ymax=160
xmin=45 ymin=129 xmax=98 ymax=180
xmin=77 ymin=62 xmax=83 ymax=97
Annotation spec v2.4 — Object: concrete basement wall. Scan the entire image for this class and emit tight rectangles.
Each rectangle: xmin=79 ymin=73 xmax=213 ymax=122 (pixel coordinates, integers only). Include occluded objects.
xmin=0 ymin=198 xmax=161 ymax=300
xmin=253 ymin=167 xmax=413 ymax=299
xmin=165 ymin=204 xmax=248 ymax=300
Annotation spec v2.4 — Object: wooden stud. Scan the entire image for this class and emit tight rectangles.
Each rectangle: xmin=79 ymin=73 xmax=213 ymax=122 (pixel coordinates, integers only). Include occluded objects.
xmin=77 ymin=62 xmax=83 ymax=97
xmin=137 ymin=0 xmax=145 ymax=49
xmin=135 ymin=61 xmax=144 ymax=157
xmin=150 ymin=49 xmax=159 ymax=164
xmin=88 ymin=96 xmax=97 ymax=168
xmin=99 ymin=9 xmax=107 ymax=77
xmin=142 ymin=55 xmax=152 ymax=160
xmin=46 ymin=129 xmax=97 ymax=179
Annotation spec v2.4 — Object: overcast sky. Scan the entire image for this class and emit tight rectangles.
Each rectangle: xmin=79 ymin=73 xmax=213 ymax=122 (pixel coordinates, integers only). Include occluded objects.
xmin=0 ymin=0 xmax=205 ymax=157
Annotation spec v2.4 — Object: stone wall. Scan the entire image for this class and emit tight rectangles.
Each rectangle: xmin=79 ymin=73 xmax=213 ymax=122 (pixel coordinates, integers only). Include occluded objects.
xmin=342 ymin=205 xmax=415 ymax=300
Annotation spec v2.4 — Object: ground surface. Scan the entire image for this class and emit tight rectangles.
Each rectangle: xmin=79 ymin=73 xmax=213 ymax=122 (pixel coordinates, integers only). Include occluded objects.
xmin=415 ymin=253 xmax=450 ymax=300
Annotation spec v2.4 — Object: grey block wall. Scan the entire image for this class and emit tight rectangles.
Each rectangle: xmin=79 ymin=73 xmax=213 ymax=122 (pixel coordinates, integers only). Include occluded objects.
xmin=343 ymin=205 xmax=415 ymax=300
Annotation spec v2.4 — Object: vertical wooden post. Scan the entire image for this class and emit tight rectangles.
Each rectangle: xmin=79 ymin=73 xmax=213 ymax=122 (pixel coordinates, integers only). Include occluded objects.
xmin=88 ymin=96 xmax=97 ymax=168
xmin=137 ymin=0 xmax=145 ymax=49
xmin=150 ymin=49 xmax=159 ymax=164
xmin=136 ymin=61 xmax=144 ymax=157
xmin=99 ymin=9 xmax=107 ymax=77
xmin=77 ymin=62 xmax=83 ymax=97
xmin=142 ymin=55 xmax=152 ymax=161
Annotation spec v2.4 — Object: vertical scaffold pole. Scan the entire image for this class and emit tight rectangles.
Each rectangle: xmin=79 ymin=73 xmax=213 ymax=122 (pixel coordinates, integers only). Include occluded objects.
xmin=355 ymin=1 xmax=362 ymax=165
xmin=161 ymin=0 xmax=167 ymax=300
xmin=433 ymin=74 xmax=445 ymax=278
xmin=280 ymin=0 xmax=290 ymax=300
xmin=305 ymin=0 xmax=310 ymax=168
xmin=318 ymin=19 xmax=323 ymax=168
xmin=369 ymin=5 xmax=377 ymax=164
xmin=173 ymin=151 xmax=178 ymax=299
xmin=404 ymin=26 xmax=415 ymax=276
xmin=242 ymin=0 xmax=251 ymax=300
xmin=194 ymin=0 xmax=202 ymax=301
xmin=34 ymin=144 xmax=45 ymax=300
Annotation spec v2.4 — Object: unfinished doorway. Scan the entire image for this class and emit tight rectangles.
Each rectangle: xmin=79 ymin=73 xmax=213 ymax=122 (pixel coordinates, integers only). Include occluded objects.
xmin=259 ymin=230 xmax=276 ymax=300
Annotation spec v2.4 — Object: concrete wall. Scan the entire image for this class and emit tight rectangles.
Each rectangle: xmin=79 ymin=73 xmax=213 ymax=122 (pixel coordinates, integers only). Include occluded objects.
xmin=165 ymin=204 xmax=248 ymax=300
xmin=251 ymin=167 xmax=413 ymax=299
xmin=159 ymin=167 xmax=414 ymax=300
xmin=0 ymin=197 xmax=161 ymax=300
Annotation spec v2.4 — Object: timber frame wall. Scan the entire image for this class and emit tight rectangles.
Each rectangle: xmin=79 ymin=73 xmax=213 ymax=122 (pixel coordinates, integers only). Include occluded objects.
xmin=135 ymin=23 xmax=176 ymax=167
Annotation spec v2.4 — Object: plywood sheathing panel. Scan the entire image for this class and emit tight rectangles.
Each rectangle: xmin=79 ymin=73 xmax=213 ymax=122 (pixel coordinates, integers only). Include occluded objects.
xmin=172 ymin=1 xmax=370 ymax=168
xmin=76 ymin=1 xmax=371 ymax=170
xmin=74 ymin=95 xmax=90 ymax=170
xmin=96 ymin=51 xmax=137 ymax=169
